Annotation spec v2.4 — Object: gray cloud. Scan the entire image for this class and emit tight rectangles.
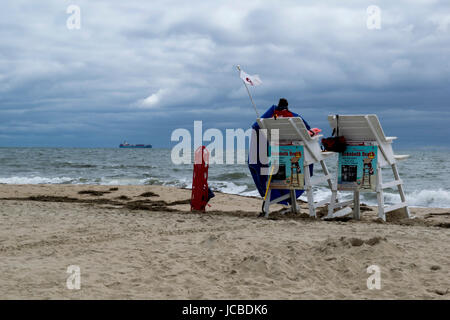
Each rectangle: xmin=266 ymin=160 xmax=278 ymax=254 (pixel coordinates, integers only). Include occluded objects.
xmin=0 ymin=0 xmax=449 ymax=147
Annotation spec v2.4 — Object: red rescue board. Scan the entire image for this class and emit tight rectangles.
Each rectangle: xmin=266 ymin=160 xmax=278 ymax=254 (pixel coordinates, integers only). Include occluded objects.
xmin=191 ymin=146 xmax=210 ymax=212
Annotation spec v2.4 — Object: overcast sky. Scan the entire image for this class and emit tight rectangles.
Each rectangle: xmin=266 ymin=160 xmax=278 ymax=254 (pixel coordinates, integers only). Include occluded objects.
xmin=0 ymin=0 xmax=449 ymax=148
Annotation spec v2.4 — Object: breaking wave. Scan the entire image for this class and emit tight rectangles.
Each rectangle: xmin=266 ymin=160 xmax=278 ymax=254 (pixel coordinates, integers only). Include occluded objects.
xmin=306 ymin=187 xmax=450 ymax=208
xmin=0 ymin=176 xmax=76 ymax=184
xmin=387 ymin=189 xmax=450 ymax=208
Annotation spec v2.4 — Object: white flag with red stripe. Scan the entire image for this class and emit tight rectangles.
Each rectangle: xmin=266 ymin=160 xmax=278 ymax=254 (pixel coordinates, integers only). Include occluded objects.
xmin=239 ymin=69 xmax=262 ymax=86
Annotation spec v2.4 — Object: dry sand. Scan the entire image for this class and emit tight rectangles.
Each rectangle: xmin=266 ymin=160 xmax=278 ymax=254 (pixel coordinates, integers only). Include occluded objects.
xmin=0 ymin=184 xmax=448 ymax=299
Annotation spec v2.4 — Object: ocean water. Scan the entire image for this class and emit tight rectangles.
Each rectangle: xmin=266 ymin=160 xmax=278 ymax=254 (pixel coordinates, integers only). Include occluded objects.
xmin=0 ymin=147 xmax=449 ymax=208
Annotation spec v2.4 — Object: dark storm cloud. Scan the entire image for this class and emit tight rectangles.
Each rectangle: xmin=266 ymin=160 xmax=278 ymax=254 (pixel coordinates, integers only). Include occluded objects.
xmin=0 ymin=0 xmax=449 ymax=147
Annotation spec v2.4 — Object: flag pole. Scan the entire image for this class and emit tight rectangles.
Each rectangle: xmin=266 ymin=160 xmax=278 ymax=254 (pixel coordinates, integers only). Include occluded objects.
xmin=236 ymin=65 xmax=260 ymax=118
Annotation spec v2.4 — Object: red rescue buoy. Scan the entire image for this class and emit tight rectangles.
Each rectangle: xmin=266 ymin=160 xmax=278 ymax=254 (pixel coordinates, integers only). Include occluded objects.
xmin=191 ymin=146 xmax=210 ymax=212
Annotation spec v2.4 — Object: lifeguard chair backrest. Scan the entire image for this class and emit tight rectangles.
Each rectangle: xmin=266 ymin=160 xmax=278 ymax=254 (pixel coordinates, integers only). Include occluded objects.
xmin=327 ymin=114 xmax=395 ymax=167
xmin=257 ymin=117 xmax=323 ymax=165
xmin=257 ymin=117 xmax=312 ymax=142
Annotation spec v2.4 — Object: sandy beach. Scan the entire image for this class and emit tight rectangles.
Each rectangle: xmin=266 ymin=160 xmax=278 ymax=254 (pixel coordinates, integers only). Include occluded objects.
xmin=0 ymin=184 xmax=448 ymax=299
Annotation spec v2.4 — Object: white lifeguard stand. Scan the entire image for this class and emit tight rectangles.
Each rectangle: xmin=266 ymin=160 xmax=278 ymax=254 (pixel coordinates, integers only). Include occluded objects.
xmin=257 ymin=117 xmax=339 ymax=218
xmin=326 ymin=114 xmax=411 ymax=221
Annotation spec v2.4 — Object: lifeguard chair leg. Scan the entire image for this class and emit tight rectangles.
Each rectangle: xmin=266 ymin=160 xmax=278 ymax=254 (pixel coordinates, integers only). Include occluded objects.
xmin=304 ymin=164 xmax=316 ymax=217
xmin=319 ymin=160 xmax=337 ymax=216
xmin=290 ymin=189 xmax=298 ymax=214
xmin=328 ymin=168 xmax=339 ymax=216
xmin=376 ymin=169 xmax=386 ymax=221
xmin=263 ymin=189 xmax=271 ymax=217
xmin=328 ymin=188 xmax=338 ymax=216
xmin=353 ymin=190 xmax=361 ymax=220
xmin=392 ymin=163 xmax=411 ymax=218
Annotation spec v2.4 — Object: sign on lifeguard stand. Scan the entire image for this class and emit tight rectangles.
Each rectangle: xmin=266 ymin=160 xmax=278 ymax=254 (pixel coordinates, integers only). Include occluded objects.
xmin=268 ymin=142 xmax=304 ymax=190
xmin=338 ymin=143 xmax=378 ymax=192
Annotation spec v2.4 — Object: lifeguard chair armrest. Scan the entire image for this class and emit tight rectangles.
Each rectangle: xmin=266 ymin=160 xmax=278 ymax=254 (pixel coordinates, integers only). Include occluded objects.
xmin=321 ymin=151 xmax=336 ymax=159
xmin=394 ymin=154 xmax=409 ymax=161
xmin=386 ymin=136 xmax=397 ymax=142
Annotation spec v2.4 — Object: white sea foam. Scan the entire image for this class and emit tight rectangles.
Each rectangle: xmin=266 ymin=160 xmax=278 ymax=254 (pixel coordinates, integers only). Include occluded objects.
xmin=302 ymin=187 xmax=450 ymax=208
xmin=208 ymin=180 xmax=248 ymax=195
xmin=241 ymin=190 xmax=260 ymax=197
xmin=0 ymin=176 xmax=75 ymax=184
xmin=99 ymin=177 xmax=148 ymax=185
xmin=298 ymin=188 xmax=349 ymax=204
xmin=161 ymin=177 xmax=190 ymax=189
xmin=385 ymin=189 xmax=450 ymax=208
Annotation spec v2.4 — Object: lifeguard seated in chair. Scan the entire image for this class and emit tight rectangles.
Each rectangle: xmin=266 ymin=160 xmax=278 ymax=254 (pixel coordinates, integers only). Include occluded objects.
xmin=273 ymin=98 xmax=322 ymax=137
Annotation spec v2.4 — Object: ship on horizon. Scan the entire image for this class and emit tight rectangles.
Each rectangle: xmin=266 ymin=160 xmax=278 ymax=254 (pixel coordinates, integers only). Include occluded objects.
xmin=119 ymin=141 xmax=152 ymax=148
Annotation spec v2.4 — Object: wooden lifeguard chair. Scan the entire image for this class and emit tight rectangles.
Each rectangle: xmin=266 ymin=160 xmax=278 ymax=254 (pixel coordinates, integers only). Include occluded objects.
xmin=326 ymin=114 xmax=411 ymax=221
xmin=256 ymin=117 xmax=338 ymax=218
